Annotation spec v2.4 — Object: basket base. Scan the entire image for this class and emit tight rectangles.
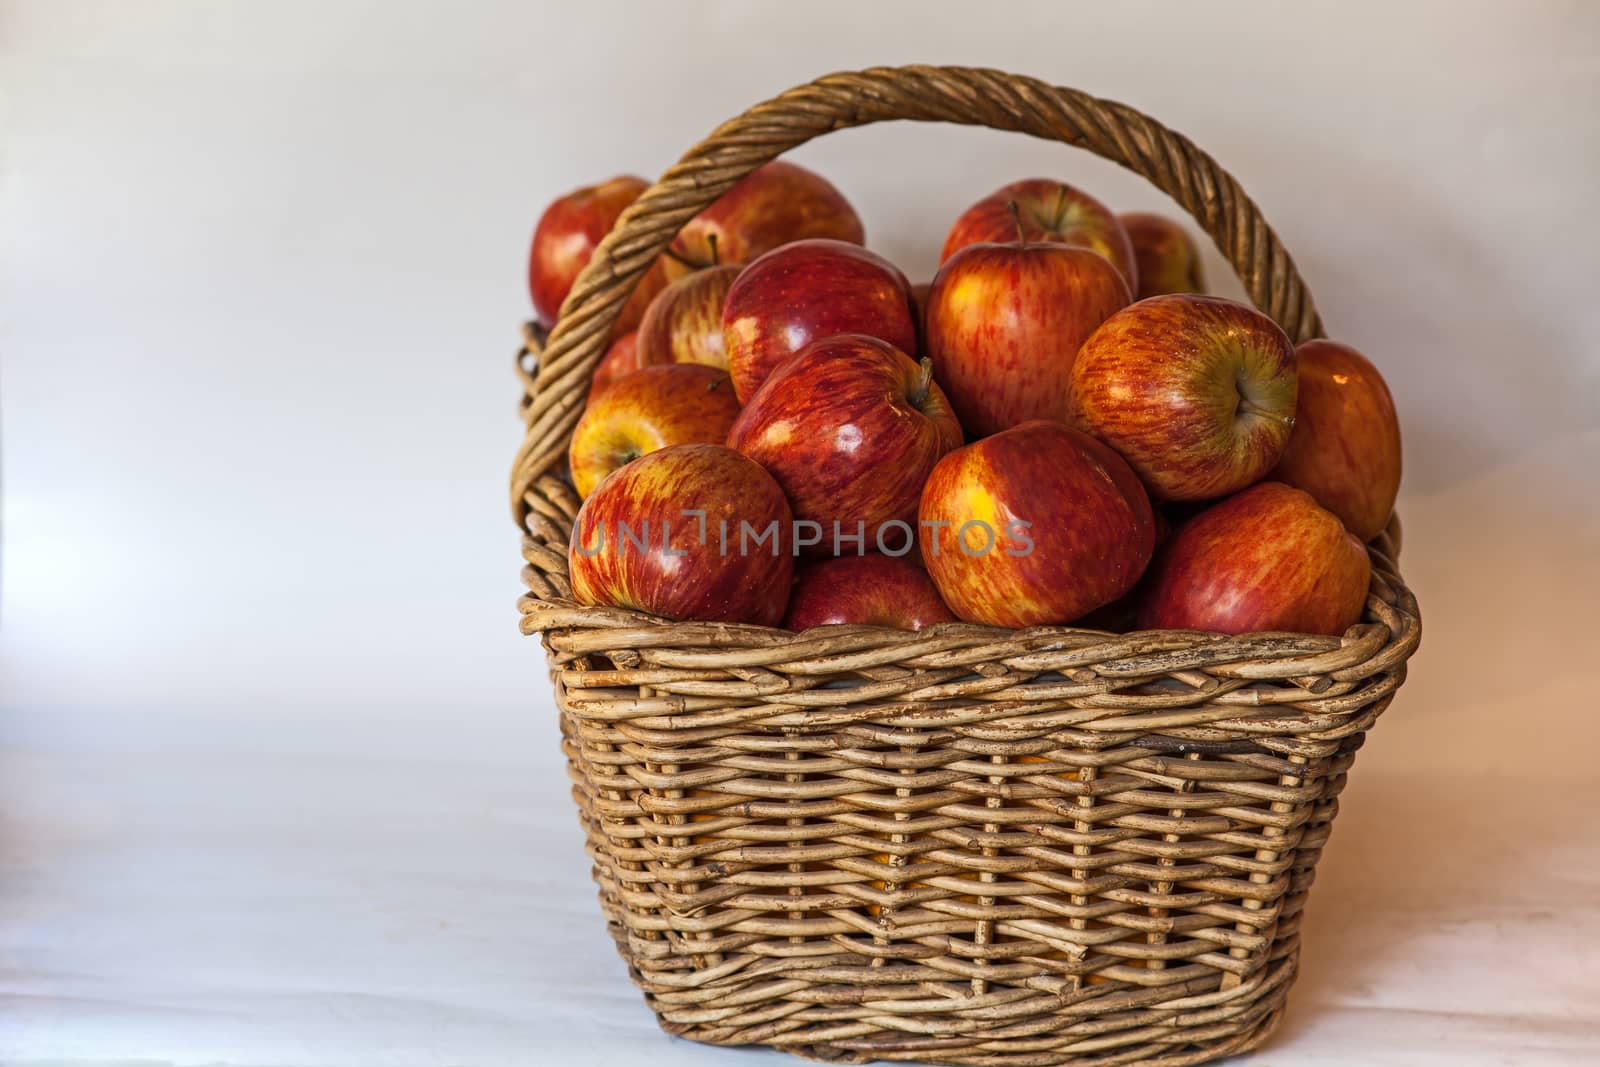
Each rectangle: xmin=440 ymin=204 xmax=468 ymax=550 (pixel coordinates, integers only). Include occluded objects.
xmin=780 ymin=1010 xmax=1280 ymax=1066
xmin=663 ymin=1010 xmax=1283 ymax=1067
xmin=637 ymin=951 xmax=1295 ymax=1067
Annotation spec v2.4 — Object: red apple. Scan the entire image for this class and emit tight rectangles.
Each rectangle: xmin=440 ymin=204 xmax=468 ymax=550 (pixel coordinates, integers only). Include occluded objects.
xmin=926 ymin=236 xmax=1130 ymax=437
xmin=722 ymin=239 xmax=917 ymax=403
xmin=784 ymin=553 xmax=956 ymax=631
xmin=909 ymin=281 xmax=933 ymax=321
xmin=1068 ymin=295 xmax=1297 ymax=501
xmin=728 ymin=335 xmax=962 ymax=551
xmin=569 ymin=443 xmax=794 ymax=626
xmin=1269 ymin=339 xmax=1402 ymax=541
xmin=569 ymin=364 xmax=741 ymax=499
xmin=666 ymin=161 xmax=864 ymax=280
xmin=1120 ymin=212 xmax=1206 ymax=299
xmin=918 ymin=420 xmax=1155 ymax=627
xmin=1138 ymin=481 xmax=1371 ymax=636
xmin=941 ymin=179 xmax=1137 ymax=291
xmin=909 ymin=280 xmax=933 ymax=352
xmin=1070 ymin=510 xmax=1176 ymax=633
xmin=528 ymin=175 xmax=667 ymax=331
xmin=635 ymin=263 xmax=741 ymax=370
xmin=586 ymin=331 xmax=656 ymax=405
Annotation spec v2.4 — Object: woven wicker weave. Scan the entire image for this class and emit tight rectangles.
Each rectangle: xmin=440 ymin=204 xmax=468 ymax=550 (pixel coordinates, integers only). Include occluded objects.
xmin=510 ymin=66 xmax=1421 ymax=1067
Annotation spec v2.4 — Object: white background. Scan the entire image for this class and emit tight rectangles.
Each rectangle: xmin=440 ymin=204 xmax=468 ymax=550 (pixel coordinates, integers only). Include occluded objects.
xmin=4 ymin=1 xmax=1599 ymax=1064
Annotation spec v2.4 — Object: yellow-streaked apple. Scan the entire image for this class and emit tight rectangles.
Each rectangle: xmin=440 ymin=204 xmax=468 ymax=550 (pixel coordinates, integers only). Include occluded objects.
xmin=918 ymin=420 xmax=1155 ymax=627
xmin=1069 ymin=295 xmax=1297 ymax=501
xmin=569 ymin=364 xmax=740 ymax=499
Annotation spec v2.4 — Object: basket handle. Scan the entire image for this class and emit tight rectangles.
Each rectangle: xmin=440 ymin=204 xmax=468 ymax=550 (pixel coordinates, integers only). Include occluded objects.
xmin=512 ymin=65 xmax=1324 ymax=522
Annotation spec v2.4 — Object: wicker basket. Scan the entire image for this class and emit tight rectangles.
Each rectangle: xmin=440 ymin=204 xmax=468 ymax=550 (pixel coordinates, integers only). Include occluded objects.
xmin=509 ymin=66 xmax=1421 ymax=1067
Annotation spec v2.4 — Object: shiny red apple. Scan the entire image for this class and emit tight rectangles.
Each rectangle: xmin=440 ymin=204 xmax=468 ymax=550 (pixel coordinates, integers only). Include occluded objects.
xmin=941 ymin=178 xmax=1137 ymax=291
xmin=666 ymin=160 xmax=864 ymax=280
xmin=728 ymin=334 xmax=962 ymax=551
xmin=528 ymin=175 xmax=667 ymax=331
xmin=1120 ymin=212 xmax=1206 ymax=299
xmin=635 ymin=263 xmax=741 ymax=370
xmin=1138 ymin=481 xmax=1371 ymax=635
xmin=569 ymin=443 xmax=794 ymax=626
xmin=1069 ymin=295 xmax=1297 ymax=501
xmin=784 ymin=553 xmax=956 ymax=631
xmin=918 ymin=420 xmax=1155 ymax=627
xmin=926 ymin=236 xmax=1130 ymax=437
xmin=722 ymin=239 xmax=917 ymax=403
xmin=569 ymin=364 xmax=741 ymax=499
xmin=1270 ymin=339 xmax=1402 ymax=541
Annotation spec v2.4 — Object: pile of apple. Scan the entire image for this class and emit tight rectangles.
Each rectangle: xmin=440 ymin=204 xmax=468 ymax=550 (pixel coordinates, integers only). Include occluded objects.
xmin=528 ymin=163 xmax=1401 ymax=637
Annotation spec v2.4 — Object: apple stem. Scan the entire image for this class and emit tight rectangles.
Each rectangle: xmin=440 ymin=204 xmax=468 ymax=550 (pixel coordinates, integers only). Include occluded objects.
xmin=1006 ymin=200 xmax=1027 ymax=248
xmin=909 ymin=357 xmax=935 ymax=408
xmin=707 ymin=233 xmax=719 ymax=266
xmin=1051 ymin=184 xmax=1068 ymax=228
xmin=1238 ymin=398 xmax=1296 ymax=427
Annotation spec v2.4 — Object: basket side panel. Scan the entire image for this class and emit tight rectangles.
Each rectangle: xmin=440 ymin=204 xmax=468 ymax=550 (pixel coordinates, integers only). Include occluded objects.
xmin=555 ymin=660 xmax=1366 ymax=1066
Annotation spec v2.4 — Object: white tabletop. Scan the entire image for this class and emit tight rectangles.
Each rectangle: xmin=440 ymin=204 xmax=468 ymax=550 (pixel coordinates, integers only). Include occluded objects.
xmin=6 ymin=632 xmax=1600 ymax=1067
xmin=5 ymin=2 xmax=1599 ymax=1064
